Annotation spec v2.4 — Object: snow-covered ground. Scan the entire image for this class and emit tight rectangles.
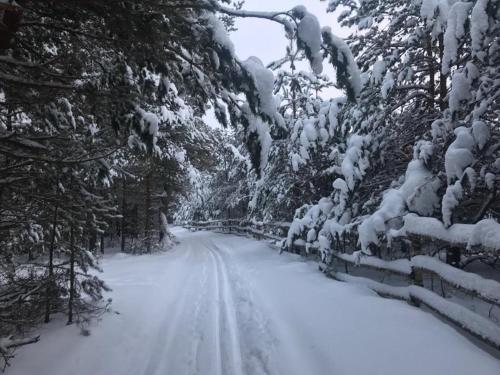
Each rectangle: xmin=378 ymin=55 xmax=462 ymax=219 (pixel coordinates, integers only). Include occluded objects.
xmin=8 ymin=228 xmax=500 ymax=375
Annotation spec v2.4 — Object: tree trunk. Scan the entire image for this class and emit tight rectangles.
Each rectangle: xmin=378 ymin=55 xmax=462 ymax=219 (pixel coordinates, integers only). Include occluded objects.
xmin=438 ymin=34 xmax=447 ymax=110
xmin=120 ymin=176 xmax=126 ymax=252
xmin=87 ymin=214 xmax=97 ymax=253
xmin=100 ymin=233 xmax=105 ymax=254
xmin=67 ymin=224 xmax=75 ymax=325
xmin=144 ymin=169 xmax=152 ymax=253
xmin=44 ymin=204 xmax=58 ymax=323
xmin=426 ymin=36 xmax=435 ymax=108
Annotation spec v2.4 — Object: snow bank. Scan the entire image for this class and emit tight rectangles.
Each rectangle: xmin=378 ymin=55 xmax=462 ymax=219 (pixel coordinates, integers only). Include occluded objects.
xmin=0 ymin=335 xmax=39 ymax=363
xmin=409 ymin=285 xmax=500 ymax=348
xmin=333 ymin=272 xmax=410 ymax=300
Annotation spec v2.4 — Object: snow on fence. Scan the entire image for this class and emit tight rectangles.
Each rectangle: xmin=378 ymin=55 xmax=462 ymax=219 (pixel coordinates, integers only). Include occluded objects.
xmin=411 ymin=255 xmax=500 ymax=307
xmin=408 ymin=286 xmax=500 ymax=350
xmin=334 ymin=252 xmax=412 ymax=276
xmin=186 ymin=219 xmax=288 ymax=242
xmin=187 ymin=219 xmax=500 ymax=352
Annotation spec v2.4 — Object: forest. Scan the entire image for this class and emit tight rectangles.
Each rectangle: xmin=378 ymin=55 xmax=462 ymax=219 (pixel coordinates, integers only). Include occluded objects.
xmin=0 ymin=0 xmax=499 ymax=373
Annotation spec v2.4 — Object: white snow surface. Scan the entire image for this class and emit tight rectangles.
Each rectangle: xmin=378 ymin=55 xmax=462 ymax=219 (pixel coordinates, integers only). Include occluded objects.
xmin=333 ymin=271 xmax=410 ymax=300
xmin=409 ymin=285 xmax=500 ymax=347
xmin=8 ymin=228 xmax=500 ymax=375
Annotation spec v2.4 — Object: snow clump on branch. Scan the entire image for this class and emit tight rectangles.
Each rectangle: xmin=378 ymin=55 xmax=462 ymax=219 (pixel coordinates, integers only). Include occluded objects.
xmin=292 ymin=5 xmax=323 ymax=75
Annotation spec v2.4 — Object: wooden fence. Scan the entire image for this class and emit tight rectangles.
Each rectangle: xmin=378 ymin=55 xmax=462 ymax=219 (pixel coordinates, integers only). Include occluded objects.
xmin=187 ymin=219 xmax=500 ymax=352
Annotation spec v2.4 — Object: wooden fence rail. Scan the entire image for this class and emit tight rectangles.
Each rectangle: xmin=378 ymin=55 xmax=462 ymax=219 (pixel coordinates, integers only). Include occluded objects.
xmin=187 ymin=219 xmax=500 ymax=352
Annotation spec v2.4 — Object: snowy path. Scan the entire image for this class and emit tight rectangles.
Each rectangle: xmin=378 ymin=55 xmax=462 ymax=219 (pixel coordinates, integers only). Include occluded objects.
xmin=8 ymin=228 xmax=500 ymax=375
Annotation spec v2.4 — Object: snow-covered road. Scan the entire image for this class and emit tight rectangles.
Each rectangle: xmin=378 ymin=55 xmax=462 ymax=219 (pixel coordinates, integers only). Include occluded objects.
xmin=9 ymin=228 xmax=500 ymax=375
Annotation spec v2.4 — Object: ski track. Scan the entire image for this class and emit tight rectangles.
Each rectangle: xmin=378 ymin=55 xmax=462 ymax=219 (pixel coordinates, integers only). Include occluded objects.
xmin=6 ymin=228 xmax=500 ymax=375
xmin=187 ymin=248 xmax=209 ymax=375
xmin=142 ymin=249 xmax=197 ymax=375
xmin=209 ymin=243 xmax=244 ymax=375
xmin=211 ymin=240 xmax=277 ymax=375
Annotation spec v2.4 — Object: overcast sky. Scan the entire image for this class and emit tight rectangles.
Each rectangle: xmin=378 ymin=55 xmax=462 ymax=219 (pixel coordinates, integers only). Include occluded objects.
xmin=231 ymin=0 xmax=348 ymax=65
xmin=204 ymin=0 xmax=349 ymax=127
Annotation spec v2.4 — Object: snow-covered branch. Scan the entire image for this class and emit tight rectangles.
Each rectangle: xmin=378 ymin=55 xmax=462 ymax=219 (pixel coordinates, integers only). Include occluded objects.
xmin=204 ymin=0 xmax=293 ymax=28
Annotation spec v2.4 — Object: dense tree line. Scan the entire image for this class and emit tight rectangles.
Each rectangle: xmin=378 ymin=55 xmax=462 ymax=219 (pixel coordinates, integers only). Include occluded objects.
xmin=0 ymin=0 xmax=361 ymax=368
xmin=180 ymin=0 xmax=500 ymax=269
xmin=3 ymin=0 xmax=498 ymax=369
xmin=0 ymin=1 xmax=223 ymax=366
